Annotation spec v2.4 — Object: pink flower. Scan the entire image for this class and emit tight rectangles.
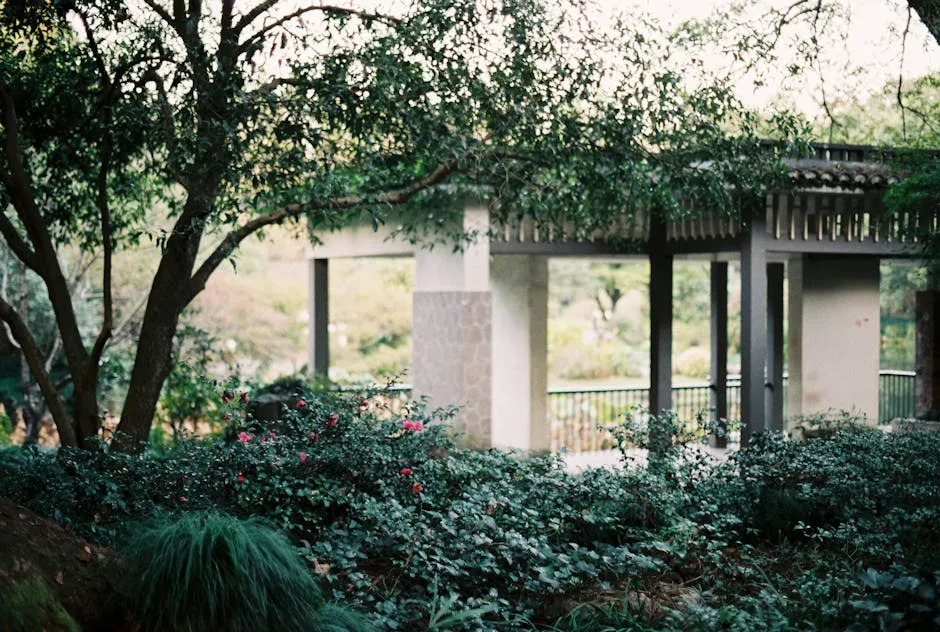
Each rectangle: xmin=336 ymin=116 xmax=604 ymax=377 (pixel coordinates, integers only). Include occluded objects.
xmin=269 ymin=432 xmax=276 ymax=439
xmin=296 ymin=399 xmax=306 ymax=409
xmin=359 ymin=401 xmax=368 ymax=410
xmin=223 ymin=414 xmax=231 ymax=422
xmin=403 ymin=419 xmax=424 ymax=432
xmin=411 ymin=482 xmax=423 ymax=494
xmin=299 ymin=453 xmax=308 ymax=463
xmin=327 ymin=412 xmax=338 ymax=427
xmin=236 ymin=474 xmax=246 ymax=483
xmin=237 ymin=431 xmax=253 ymax=443
xmin=178 ymin=496 xmax=187 ymax=503
xmin=309 ymin=431 xmax=320 ymax=441
xmin=400 ymin=467 xmax=413 ymax=476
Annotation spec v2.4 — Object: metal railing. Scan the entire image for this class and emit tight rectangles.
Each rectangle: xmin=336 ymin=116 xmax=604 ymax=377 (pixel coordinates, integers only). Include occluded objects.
xmin=879 ymin=370 xmax=917 ymax=423
xmin=336 ymin=370 xmax=917 ymax=452
xmin=548 ymin=379 xmax=747 ymax=452
xmin=549 ymin=370 xmax=916 ymax=452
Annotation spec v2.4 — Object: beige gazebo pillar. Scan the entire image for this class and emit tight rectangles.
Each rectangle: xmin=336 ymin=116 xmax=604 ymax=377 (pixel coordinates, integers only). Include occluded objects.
xmin=787 ymin=256 xmax=880 ymax=423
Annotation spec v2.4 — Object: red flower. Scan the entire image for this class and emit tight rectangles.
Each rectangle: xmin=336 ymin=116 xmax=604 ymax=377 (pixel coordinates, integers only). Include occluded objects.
xmin=411 ymin=482 xmax=423 ymax=494
xmin=178 ymin=496 xmax=187 ymax=503
xmin=400 ymin=467 xmax=413 ymax=476
xmin=308 ymin=431 xmax=320 ymax=441
xmin=296 ymin=399 xmax=306 ymax=409
xmin=236 ymin=475 xmax=246 ymax=483
xmin=269 ymin=432 xmax=276 ymax=439
xmin=237 ymin=431 xmax=252 ymax=443
xmin=240 ymin=392 xmax=249 ymax=404
xmin=223 ymin=414 xmax=232 ymax=422
xmin=299 ymin=453 xmax=308 ymax=463
xmin=327 ymin=412 xmax=338 ymax=427
xmin=359 ymin=401 xmax=368 ymax=411
xmin=402 ymin=420 xmax=424 ymax=432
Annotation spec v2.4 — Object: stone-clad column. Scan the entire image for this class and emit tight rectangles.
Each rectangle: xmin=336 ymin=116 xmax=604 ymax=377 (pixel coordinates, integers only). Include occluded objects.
xmin=787 ymin=256 xmax=880 ymax=423
xmin=412 ymin=205 xmax=493 ymax=447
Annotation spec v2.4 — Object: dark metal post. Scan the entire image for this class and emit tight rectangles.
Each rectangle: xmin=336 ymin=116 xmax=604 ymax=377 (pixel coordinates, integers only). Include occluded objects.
xmin=649 ymin=228 xmax=673 ymax=415
xmin=740 ymin=204 xmax=768 ymax=445
xmin=309 ymin=258 xmax=330 ymax=377
xmin=710 ymin=261 xmax=729 ymax=447
xmin=766 ymin=262 xmax=785 ymax=431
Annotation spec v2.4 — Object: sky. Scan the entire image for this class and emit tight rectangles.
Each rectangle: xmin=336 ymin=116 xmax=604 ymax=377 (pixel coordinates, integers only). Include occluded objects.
xmin=340 ymin=0 xmax=939 ymax=117
xmin=596 ymin=0 xmax=940 ymax=116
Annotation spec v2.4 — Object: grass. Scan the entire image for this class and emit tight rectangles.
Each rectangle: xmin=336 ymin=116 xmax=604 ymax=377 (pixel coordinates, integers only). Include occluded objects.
xmin=120 ymin=511 xmax=372 ymax=632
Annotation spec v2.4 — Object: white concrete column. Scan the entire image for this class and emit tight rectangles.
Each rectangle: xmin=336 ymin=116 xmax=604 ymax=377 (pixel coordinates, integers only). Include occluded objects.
xmin=412 ymin=205 xmax=493 ymax=447
xmin=490 ymin=255 xmax=549 ymax=451
xmin=787 ymin=256 xmax=880 ymax=423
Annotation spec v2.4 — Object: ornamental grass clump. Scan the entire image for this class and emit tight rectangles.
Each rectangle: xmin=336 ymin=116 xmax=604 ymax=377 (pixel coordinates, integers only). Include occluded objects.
xmin=121 ymin=511 xmax=372 ymax=632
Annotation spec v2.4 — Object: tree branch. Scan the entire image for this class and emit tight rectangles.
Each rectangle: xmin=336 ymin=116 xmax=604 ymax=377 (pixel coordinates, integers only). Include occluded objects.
xmin=0 ymin=80 xmax=47 ymax=255
xmin=90 ymin=132 xmax=113 ymax=369
xmin=237 ymin=3 xmax=403 ymax=54
xmin=0 ymin=80 xmax=92 ymax=384
xmin=75 ymin=8 xmax=111 ymax=88
xmin=0 ymin=295 xmax=76 ymax=447
xmin=0 ymin=211 xmax=40 ymax=272
xmin=143 ymin=69 xmax=188 ymax=186
xmin=183 ymin=156 xmax=476 ymax=305
xmin=142 ymin=0 xmax=180 ymax=34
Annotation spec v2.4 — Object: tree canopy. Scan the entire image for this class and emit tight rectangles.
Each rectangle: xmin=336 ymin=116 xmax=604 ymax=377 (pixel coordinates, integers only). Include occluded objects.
xmin=0 ymin=0 xmax=813 ymax=449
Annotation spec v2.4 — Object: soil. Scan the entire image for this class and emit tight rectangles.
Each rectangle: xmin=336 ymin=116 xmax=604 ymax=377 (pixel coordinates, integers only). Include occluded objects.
xmin=0 ymin=498 xmax=134 ymax=631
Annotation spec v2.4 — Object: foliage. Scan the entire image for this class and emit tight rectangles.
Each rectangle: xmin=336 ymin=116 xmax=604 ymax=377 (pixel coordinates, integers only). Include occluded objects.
xmin=0 ymin=0 xmax=805 ymax=448
xmin=121 ymin=511 xmax=371 ymax=632
xmin=0 ymin=395 xmax=938 ymax=630
xmin=154 ymin=326 xmax=241 ymax=444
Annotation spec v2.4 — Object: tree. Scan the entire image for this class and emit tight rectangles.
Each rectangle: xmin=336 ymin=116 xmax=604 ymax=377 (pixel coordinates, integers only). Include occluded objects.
xmin=0 ymin=0 xmax=800 ymax=450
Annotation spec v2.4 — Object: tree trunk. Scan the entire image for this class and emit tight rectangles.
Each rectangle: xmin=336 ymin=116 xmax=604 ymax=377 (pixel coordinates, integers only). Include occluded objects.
xmin=111 ymin=280 xmax=183 ymax=452
xmin=111 ymin=201 xmax=208 ymax=452
xmin=72 ymin=379 xmax=101 ymax=449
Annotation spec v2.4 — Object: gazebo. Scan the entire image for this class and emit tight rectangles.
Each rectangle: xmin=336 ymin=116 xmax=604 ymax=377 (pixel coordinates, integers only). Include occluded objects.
xmin=307 ymin=143 xmax=935 ymax=449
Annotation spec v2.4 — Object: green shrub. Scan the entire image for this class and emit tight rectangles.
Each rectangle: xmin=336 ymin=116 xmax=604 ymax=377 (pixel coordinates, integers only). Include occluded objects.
xmin=2 ymin=391 xmax=939 ymax=630
xmin=121 ymin=511 xmax=372 ymax=632
xmin=723 ymin=424 xmax=940 ymax=560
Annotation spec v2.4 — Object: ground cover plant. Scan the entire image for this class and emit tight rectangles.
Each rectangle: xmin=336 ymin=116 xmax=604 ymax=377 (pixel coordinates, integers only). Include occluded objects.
xmin=1 ymin=386 xmax=939 ymax=630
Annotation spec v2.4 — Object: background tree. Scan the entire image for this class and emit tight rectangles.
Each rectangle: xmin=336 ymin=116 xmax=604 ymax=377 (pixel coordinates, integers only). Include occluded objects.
xmin=0 ymin=0 xmax=801 ymax=450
